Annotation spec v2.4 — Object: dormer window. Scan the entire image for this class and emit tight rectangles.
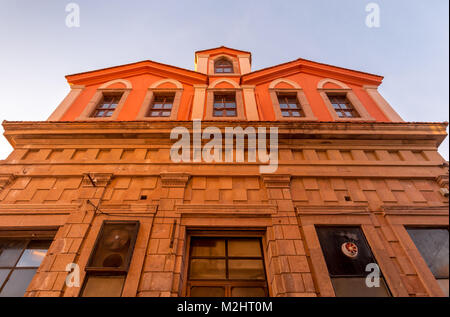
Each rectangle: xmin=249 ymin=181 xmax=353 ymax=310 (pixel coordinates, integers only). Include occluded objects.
xmin=213 ymin=93 xmax=236 ymax=117
xmin=91 ymin=93 xmax=123 ymax=118
xmin=214 ymin=59 xmax=233 ymax=73
xmin=327 ymin=94 xmax=360 ymax=118
xmin=147 ymin=93 xmax=175 ymax=117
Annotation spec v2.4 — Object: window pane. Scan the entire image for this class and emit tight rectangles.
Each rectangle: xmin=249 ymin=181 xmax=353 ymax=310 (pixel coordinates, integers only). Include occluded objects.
xmin=407 ymin=228 xmax=449 ymax=278
xmin=190 ymin=287 xmax=225 ymax=297
xmin=228 ymin=239 xmax=262 ymax=257
xmin=150 ymin=112 xmax=160 ymax=117
xmin=292 ymin=111 xmax=301 ymax=117
xmin=226 ymin=111 xmax=236 ymax=117
xmin=0 ymin=269 xmax=10 ymax=288
xmin=225 ymin=102 xmax=236 ymax=109
xmin=106 ymin=111 xmax=114 ymax=117
xmin=316 ymin=227 xmax=377 ymax=276
xmin=99 ymin=103 xmax=109 ymax=109
xmin=231 ymin=287 xmax=266 ymax=297
xmin=289 ymin=103 xmax=298 ymax=109
xmin=279 ymin=103 xmax=288 ymax=109
xmin=189 ymin=259 xmax=226 ymax=280
xmin=191 ymin=238 xmax=225 ymax=257
xmin=153 ymin=103 xmax=163 ymax=109
xmin=81 ymin=275 xmax=125 ymax=297
xmin=437 ymin=279 xmax=449 ymax=297
xmin=331 ymin=277 xmax=390 ymax=297
xmin=214 ymin=111 xmax=223 ymax=117
xmin=16 ymin=249 xmax=47 ymax=267
xmin=163 ymin=103 xmax=172 ymax=109
xmin=281 ymin=111 xmax=290 ymax=117
xmin=0 ymin=240 xmax=26 ymax=267
xmin=228 ymin=260 xmax=265 ymax=280
xmin=0 ymin=269 xmax=36 ymax=297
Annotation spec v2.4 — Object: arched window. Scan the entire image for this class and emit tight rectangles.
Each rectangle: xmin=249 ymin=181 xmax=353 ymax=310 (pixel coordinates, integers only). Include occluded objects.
xmin=214 ymin=58 xmax=233 ymax=73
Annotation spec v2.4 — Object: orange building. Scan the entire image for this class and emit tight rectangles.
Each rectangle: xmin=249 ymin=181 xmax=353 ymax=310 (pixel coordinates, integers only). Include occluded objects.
xmin=0 ymin=47 xmax=448 ymax=297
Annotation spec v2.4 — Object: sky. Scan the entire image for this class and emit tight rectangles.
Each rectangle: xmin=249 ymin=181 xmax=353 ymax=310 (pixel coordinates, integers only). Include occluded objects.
xmin=0 ymin=0 xmax=448 ymax=160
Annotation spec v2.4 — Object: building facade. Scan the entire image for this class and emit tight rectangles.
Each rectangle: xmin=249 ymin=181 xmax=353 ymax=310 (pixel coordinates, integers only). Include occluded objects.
xmin=0 ymin=47 xmax=448 ymax=297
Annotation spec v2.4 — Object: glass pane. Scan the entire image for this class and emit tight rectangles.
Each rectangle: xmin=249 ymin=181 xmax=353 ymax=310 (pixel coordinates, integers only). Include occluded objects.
xmin=153 ymin=103 xmax=163 ymax=109
xmin=289 ymin=103 xmax=298 ymax=109
xmin=228 ymin=259 xmax=265 ymax=280
xmin=161 ymin=111 xmax=171 ymax=117
xmin=106 ymin=111 xmax=114 ymax=117
xmin=279 ymin=103 xmax=288 ymax=109
xmin=228 ymin=239 xmax=262 ymax=257
xmin=81 ymin=275 xmax=125 ymax=297
xmin=292 ymin=111 xmax=301 ymax=117
xmin=163 ymin=103 xmax=172 ymax=109
xmin=214 ymin=103 xmax=224 ymax=109
xmin=437 ymin=279 xmax=449 ymax=297
xmin=214 ymin=111 xmax=223 ymax=117
xmin=407 ymin=228 xmax=449 ymax=278
xmin=109 ymin=104 xmax=117 ymax=109
xmin=189 ymin=259 xmax=226 ymax=280
xmin=281 ymin=111 xmax=290 ymax=117
xmin=190 ymin=287 xmax=225 ymax=297
xmin=99 ymin=103 xmax=109 ymax=109
xmin=226 ymin=111 xmax=236 ymax=117
xmin=0 ymin=269 xmax=36 ymax=297
xmin=0 ymin=269 xmax=10 ymax=288
xmin=332 ymin=103 xmax=340 ymax=109
xmin=97 ymin=111 xmax=104 ymax=117
xmin=0 ymin=240 xmax=26 ymax=267
xmin=216 ymin=68 xmax=223 ymax=73
xmin=345 ymin=111 xmax=352 ymax=117
xmin=316 ymin=227 xmax=376 ymax=276
xmin=331 ymin=277 xmax=390 ymax=297
xmin=231 ymin=287 xmax=266 ymax=297
xmin=150 ymin=112 xmax=160 ymax=117
xmin=190 ymin=238 xmax=225 ymax=257
xmin=337 ymin=112 xmax=344 ymax=117
xmin=225 ymin=102 xmax=236 ymax=109
xmin=16 ymin=241 xmax=49 ymax=267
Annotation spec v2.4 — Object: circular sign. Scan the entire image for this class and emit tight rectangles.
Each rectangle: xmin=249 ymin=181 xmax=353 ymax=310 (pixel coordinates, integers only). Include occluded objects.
xmin=341 ymin=242 xmax=358 ymax=258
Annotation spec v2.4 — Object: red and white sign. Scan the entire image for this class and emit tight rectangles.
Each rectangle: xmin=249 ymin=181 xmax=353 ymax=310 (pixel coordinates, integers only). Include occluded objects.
xmin=341 ymin=242 xmax=358 ymax=258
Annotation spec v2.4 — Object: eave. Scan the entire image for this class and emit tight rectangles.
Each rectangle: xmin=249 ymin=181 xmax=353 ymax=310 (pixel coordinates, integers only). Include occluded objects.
xmin=242 ymin=58 xmax=384 ymax=87
xmin=65 ymin=60 xmax=207 ymax=87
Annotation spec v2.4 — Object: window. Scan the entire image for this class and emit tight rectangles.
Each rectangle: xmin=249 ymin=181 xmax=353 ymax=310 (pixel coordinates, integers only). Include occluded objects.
xmin=147 ymin=93 xmax=175 ymax=117
xmin=214 ymin=59 xmax=233 ymax=73
xmin=406 ymin=228 xmax=449 ymax=296
xmin=91 ymin=93 xmax=123 ymax=118
xmin=213 ymin=94 xmax=237 ymax=117
xmin=187 ymin=236 xmax=268 ymax=297
xmin=81 ymin=221 xmax=139 ymax=297
xmin=316 ymin=226 xmax=390 ymax=297
xmin=327 ymin=94 xmax=360 ymax=118
xmin=277 ymin=93 xmax=304 ymax=117
xmin=0 ymin=239 xmax=51 ymax=297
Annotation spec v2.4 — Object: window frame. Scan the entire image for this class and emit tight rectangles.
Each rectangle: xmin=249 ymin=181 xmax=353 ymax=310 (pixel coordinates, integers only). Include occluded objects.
xmin=204 ymin=89 xmax=246 ymax=121
xmin=137 ymin=87 xmax=183 ymax=121
xmin=269 ymin=86 xmax=316 ymax=121
xmin=214 ymin=59 xmax=234 ymax=74
xmin=77 ymin=85 xmax=131 ymax=121
xmin=0 ymin=231 xmax=55 ymax=297
xmin=183 ymin=230 xmax=269 ymax=297
xmin=318 ymin=88 xmax=375 ymax=122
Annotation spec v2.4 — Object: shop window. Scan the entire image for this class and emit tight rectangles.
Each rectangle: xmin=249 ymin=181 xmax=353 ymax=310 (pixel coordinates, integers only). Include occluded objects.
xmin=80 ymin=221 xmax=139 ymax=297
xmin=316 ymin=226 xmax=390 ymax=297
xmin=406 ymin=227 xmax=449 ymax=296
xmin=187 ymin=236 xmax=268 ymax=297
xmin=0 ymin=239 xmax=51 ymax=297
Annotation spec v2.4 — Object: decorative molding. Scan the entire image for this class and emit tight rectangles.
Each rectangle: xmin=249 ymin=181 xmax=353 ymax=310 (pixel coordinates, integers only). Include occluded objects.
xmin=175 ymin=203 xmax=277 ymax=216
xmin=269 ymin=78 xmax=302 ymax=90
xmin=381 ymin=204 xmax=449 ymax=216
xmin=209 ymin=78 xmax=241 ymax=89
xmin=160 ymin=172 xmax=190 ymax=188
xmin=99 ymin=79 xmax=132 ymax=90
xmin=82 ymin=173 xmax=113 ymax=188
xmin=436 ymin=174 xmax=449 ymax=188
xmin=295 ymin=204 xmax=370 ymax=215
xmin=149 ymin=78 xmax=183 ymax=90
xmin=98 ymin=203 xmax=158 ymax=214
xmin=0 ymin=174 xmax=15 ymax=191
xmin=261 ymin=174 xmax=291 ymax=188
xmin=317 ymin=78 xmax=350 ymax=90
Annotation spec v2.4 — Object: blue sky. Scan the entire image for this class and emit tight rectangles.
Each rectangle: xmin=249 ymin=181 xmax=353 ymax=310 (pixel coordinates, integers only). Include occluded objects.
xmin=0 ymin=0 xmax=448 ymax=159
